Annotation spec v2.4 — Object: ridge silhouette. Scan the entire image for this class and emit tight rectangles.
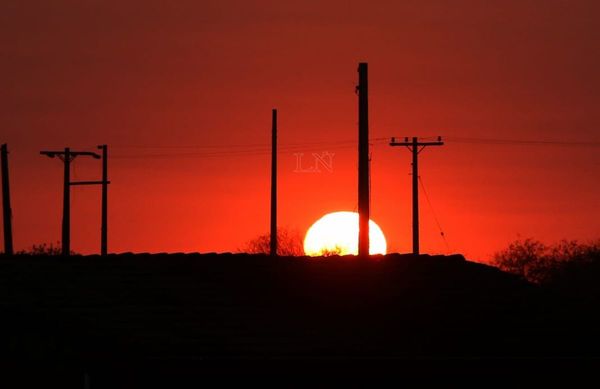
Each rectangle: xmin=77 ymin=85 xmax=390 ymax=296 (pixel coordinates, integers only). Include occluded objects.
xmin=1 ymin=252 xmax=598 ymax=381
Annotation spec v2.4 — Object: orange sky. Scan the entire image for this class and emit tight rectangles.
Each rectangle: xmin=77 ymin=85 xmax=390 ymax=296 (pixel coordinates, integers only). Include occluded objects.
xmin=1 ymin=0 xmax=599 ymax=261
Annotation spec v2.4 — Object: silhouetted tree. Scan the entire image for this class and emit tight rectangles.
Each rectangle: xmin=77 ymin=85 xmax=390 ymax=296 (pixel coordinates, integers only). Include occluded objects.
xmin=243 ymin=228 xmax=304 ymax=256
xmin=493 ymin=238 xmax=600 ymax=284
xmin=545 ymin=240 xmax=600 ymax=300
xmin=493 ymin=238 xmax=549 ymax=283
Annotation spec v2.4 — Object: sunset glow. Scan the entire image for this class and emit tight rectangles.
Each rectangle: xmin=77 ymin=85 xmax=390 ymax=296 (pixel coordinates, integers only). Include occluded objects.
xmin=1 ymin=1 xmax=598 ymax=260
xmin=303 ymin=211 xmax=387 ymax=256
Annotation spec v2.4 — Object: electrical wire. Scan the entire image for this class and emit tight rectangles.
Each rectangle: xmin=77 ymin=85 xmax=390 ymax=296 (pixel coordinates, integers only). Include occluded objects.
xmin=418 ymin=175 xmax=451 ymax=253
xmin=110 ymin=138 xmax=390 ymax=159
xmin=445 ymin=136 xmax=600 ymax=147
xmin=110 ymin=134 xmax=600 ymax=159
xmin=21 ymin=135 xmax=598 ymax=160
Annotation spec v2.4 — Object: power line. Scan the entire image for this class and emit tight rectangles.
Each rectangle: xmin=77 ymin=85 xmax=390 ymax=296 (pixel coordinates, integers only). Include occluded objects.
xmin=446 ymin=136 xmax=600 ymax=147
xmin=111 ymin=138 xmax=386 ymax=150
xmin=16 ymin=135 xmax=596 ymax=161
xmin=108 ymin=134 xmax=600 ymax=159
xmin=418 ymin=175 xmax=450 ymax=253
xmin=110 ymin=138 xmax=390 ymax=160
xmin=3 ymin=134 xmax=598 ymax=155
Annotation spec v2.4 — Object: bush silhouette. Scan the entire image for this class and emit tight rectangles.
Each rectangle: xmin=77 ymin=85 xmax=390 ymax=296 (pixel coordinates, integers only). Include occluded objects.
xmin=16 ymin=242 xmax=77 ymax=256
xmin=319 ymin=245 xmax=344 ymax=256
xmin=493 ymin=238 xmax=600 ymax=284
xmin=243 ymin=228 xmax=304 ymax=256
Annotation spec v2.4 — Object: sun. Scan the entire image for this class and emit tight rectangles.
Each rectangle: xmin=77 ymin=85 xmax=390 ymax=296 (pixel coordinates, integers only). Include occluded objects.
xmin=304 ymin=211 xmax=387 ymax=256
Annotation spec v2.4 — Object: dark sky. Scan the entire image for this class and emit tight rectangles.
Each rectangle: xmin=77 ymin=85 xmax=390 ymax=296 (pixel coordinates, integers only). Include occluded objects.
xmin=2 ymin=0 xmax=599 ymax=259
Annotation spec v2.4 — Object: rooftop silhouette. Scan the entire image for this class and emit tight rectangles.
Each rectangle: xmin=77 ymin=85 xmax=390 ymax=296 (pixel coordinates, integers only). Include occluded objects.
xmin=1 ymin=252 xmax=598 ymax=380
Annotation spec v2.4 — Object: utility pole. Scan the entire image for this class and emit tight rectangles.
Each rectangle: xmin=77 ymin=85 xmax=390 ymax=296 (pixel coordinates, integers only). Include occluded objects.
xmin=270 ymin=109 xmax=277 ymax=256
xmin=1 ymin=144 xmax=13 ymax=255
xmin=390 ymin=136 xmax=444 ymax=255
xmin=99 ymin=145 xmax=108 ymax=256
xmin=41 ymin=148 xmax=106 ymax=256
xmin=62 ymin=148 xmax=71 ymax=256
xmin=357 ymin=62 xmax=370 ymax=256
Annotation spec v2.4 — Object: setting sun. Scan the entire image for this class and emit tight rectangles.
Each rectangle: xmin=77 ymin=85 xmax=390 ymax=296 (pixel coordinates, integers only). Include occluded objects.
xmin=304 ymin=211 xmax=387 ymax=256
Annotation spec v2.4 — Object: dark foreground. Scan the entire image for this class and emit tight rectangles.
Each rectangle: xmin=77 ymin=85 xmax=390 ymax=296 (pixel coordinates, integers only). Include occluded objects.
xmin=0 ymin=253 xmax=598 ymax=384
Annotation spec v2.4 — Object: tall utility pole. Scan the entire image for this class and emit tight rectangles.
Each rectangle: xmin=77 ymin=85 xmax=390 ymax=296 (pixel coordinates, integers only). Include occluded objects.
xmin=62 ymin=148 xmax=71 ymax=256
xmin=270 ymin=109 xmax=277 ymax=256
xmin=41 ymin=148 xmax=104 ymax=256
xmin=390 ymin=137 xmax=444 ymax=255
xmin=99 ymin=145 xmax=108 ymax=256
xmin=1 ymin=144 xmax=13 ymax=255
xmin=357 ymin=63 xmax=370 ymax=257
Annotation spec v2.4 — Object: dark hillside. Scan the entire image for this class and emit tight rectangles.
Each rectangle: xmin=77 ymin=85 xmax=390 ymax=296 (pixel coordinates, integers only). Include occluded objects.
xmin=0 ymin=253 xmax=597 ymax=380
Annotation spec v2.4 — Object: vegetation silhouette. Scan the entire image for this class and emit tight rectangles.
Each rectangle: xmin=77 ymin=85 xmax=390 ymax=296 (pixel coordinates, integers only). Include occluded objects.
xmin=16 ymin=242 xmax=77 ymax=256
xmin=493 ymin=238 xmax=600 ymax=284
xmin=243 ymin=227 xmax=303 ymax=256
xmin=319 ymin=245 xmax=344 ymax=256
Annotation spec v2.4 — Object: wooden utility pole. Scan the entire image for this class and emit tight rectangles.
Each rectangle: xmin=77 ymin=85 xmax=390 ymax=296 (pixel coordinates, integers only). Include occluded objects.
xmin=270 ymin=109 xmax=277 ymax=256
xmin=358 ymin=63 xmax=370 ymax=256
xmin=62 ymin=148 xmax=71 ymax=256
xmin=390 ymin=137 xmax=444 ymax=255
xmin=1 ymin=144 xmax=13 ymax=255
xmin=41 ymin=148 xmax=105 ymax=256
xmin=99 ymin=145 xmax=108 ymax=256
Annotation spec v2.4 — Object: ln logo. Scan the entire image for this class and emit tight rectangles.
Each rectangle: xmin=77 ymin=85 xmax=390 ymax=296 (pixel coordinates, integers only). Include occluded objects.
xmin=294 ymin=151 xmax=335 ymax=173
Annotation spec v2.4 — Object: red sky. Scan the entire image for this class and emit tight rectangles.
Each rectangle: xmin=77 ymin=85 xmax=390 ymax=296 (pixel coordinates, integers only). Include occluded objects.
xmin=1 ymin=0 xmax=599 ymax=261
